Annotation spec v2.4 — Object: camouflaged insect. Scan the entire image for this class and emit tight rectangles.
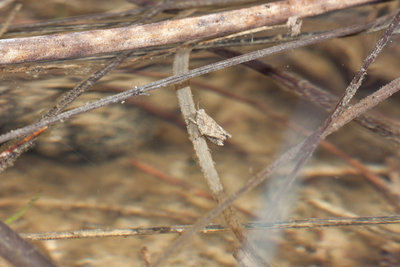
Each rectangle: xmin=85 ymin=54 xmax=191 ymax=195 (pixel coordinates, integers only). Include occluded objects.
xmin=190 ymin=109 xmax=232 ymax=146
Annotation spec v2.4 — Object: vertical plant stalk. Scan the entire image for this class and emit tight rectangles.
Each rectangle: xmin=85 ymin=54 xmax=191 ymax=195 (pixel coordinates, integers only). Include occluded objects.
xmin=172 ymin=49 xmax=267 ymax=267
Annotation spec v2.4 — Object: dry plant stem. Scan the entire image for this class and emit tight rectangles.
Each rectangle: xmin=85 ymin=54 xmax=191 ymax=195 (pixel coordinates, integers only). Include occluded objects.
xmin=0 ymin=2 xmax=21 ymax=37
xmin=18 ymin=215 xmax=400 ymax=241
xmin=0 ymin=18 xmax=385 ymax=144
xmin=45 ymin=52 xmax=132 ymax=118
xmin=328 ymin=78 xmax=400 ymax=134
xmin=151 ymin=9 xmax=400 ymax=263
xmin=173 ymin=49 xmax=263 ymax=267
xmin=0 ymin=0 xmax=382 ymax=64
xmin=0 ymin=220 xmax=56 ymax=267
xmin=327 ymin=10 xmax=400 ymax=125
xmin=308 ymin=199 xmax=400 ymax=241
xmin=173 ymin=49 xmax=224 ymax=195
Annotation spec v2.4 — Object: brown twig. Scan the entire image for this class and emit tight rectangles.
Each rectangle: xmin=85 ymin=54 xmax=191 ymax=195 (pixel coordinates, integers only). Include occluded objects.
xmin=18 ymin=215 xmax=400 ymax=240
xmin=173 ymin=48 xmax=265 ymax=266
xmin=308 ymin=198 xmax=400 ymax=241
xmin=0 ymin=0 xmax=383 ymax=64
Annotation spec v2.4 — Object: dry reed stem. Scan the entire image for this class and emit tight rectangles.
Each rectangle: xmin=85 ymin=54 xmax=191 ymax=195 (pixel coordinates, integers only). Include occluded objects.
xmin=308 ymin=199 xmax=400 ymax=241
xmin=19 ymin=215 xmax=400 ymax=241
xmin=173 ymin=48 xmax=264 ymax=266
xmin=0 ymin=0 xmax=381 ymax=64
xmin=173 ymin=48 xmax=224 ymax=196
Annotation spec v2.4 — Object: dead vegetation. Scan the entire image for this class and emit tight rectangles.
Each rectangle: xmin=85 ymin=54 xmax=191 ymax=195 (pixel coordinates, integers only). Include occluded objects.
xmin=1 ymin=0 xmax=400 ymax=266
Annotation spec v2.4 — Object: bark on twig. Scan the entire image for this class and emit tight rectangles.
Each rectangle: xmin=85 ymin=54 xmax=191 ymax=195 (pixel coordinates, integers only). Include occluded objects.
xmin=0 ymin=0 xmax=383 ymax=64
xmin=173 ymin=48 xmax=265 ymax=267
